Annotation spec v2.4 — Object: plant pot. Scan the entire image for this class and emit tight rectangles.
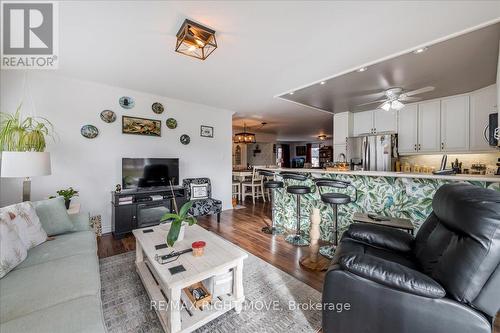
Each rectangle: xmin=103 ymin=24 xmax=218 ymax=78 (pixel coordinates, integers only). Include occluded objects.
xmin=65 ymin=199 xmax=71 ymax=209
xmin=160 ymin=222 xmax=186 ymax=247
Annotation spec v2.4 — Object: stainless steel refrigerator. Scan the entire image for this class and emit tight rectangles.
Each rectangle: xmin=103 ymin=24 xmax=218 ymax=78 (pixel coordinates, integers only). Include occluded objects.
xmin=346 ymin=134 xmax=398 ymax=171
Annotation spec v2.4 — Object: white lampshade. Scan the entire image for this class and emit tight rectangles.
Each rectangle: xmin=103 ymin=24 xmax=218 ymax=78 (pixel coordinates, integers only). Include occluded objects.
xmin=1 ymin=152 xmax=51 ymax=178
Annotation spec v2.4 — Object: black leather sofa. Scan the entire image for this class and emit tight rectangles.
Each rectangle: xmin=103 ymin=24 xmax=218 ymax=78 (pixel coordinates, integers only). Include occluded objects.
xmin=323 ymin=183 xmax=500 ymax=333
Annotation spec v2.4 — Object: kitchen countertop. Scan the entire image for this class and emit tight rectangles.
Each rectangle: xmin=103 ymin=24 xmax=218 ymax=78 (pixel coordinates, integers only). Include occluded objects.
xmin=260 ymin=167 xmax=500 ymax=183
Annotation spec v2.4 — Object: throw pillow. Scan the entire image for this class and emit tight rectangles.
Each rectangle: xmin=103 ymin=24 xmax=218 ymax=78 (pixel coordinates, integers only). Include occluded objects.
xmin=0 ymin=212 xmax=28 ymax=278
xmin=33 ymin=197 xmax=75 ymax=236
xmin=0 ymin=202 xmax=47 ymax=249
xmin=190 ymin=184 xmax=209 ymax=200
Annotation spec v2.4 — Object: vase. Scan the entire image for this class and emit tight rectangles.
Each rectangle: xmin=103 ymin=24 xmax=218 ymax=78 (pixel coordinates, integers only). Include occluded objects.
xmin=160 ymin=222 xmax=186 ymax=246
xmin=65 ymin=199 xmax=71 ymax=209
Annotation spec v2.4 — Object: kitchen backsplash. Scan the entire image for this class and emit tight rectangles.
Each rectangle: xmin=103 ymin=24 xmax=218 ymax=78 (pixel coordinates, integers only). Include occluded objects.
xmin=400 ymin=153 xmax=499 ymax=174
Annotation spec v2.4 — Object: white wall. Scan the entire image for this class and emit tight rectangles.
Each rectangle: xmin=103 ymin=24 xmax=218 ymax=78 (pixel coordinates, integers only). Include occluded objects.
xmin=0 ymin=71 xmax=234 ymax=233
xmin=246 ymin=143 xmax=275 ymax=166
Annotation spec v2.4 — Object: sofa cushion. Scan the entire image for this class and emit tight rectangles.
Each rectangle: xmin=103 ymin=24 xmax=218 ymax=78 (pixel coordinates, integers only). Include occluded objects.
xmin=333 ymin=237 xmax=418 ymax=270
xmin=346 ymin=223 xmax=414 ymax=253
xmin=0 ymin=202 xmax=47 ymax=250
xmin=33 ymin=197 xmax=74 ymax=236
xmin=16 ymin=231 xmax=96 ymax=269
xmin=340 ymin=253 xmax=446 ymax=298
xmin=0 ymin=212 xmax=27 ymax=278
xmin=429 ymin=184 xmax=500 ymax=305
xmin=0 ymin=253 xmax=100 ymax=322
xmin=70 ymin=213 xmax=91 ymax=232
xmin=190 ymin=198 xmax=222 ymax=217
xmin=0 ymin=296 xmax=106 ymax=333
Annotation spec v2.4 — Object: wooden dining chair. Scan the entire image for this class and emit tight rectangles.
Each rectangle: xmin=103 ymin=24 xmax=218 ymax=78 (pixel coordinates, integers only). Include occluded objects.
xmin=242 ymin=167 xmax=266 ymax=204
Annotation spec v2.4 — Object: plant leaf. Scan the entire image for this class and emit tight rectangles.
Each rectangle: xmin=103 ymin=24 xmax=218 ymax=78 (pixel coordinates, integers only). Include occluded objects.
xmin=185 ymin=216 xmax=197 ymax=226
xmin=160 ymin=213 xmax=179 ymax=222
xmin=166 ymin=220 xmax=181 ymax=247
xmin=179 ymin=201 xmax=194 ymax=219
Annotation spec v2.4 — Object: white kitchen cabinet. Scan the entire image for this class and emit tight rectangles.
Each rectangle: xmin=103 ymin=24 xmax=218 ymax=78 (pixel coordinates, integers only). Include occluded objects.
xmin=417 ymin=100 xmax=441 ymax=152
xmin=470 ymin=85 xmax=497 ymax=151
xmin=333 ymin=112 xmax=352 ymax=144
xmin=373 ymin=109 xmax=397 ymax=133
xmin=440 ymin=95 xmax=469 ymax=152
xmin=353 ymin=111 xmax=374 ymax=136
xmin=353 ymin=109 xmax=396 ymax=136
xmin=397 ymin=104 xmax=418 ymax=153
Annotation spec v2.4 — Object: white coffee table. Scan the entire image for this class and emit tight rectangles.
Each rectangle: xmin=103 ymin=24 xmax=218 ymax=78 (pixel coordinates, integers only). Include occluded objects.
xmin=132 ymin=224 xmax=248 ymax=333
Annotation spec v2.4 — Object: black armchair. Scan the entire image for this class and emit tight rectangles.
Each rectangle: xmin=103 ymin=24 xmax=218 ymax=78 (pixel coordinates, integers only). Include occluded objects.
xmin=182 ymin=178 xmax=222 ymax=223
xmin=323 ymin=183 xmax=500 ymax=333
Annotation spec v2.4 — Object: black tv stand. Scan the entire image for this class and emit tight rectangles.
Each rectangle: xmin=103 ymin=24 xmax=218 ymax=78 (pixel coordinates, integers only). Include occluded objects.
xmin=111 ymin=186 xmax=187 ymax=239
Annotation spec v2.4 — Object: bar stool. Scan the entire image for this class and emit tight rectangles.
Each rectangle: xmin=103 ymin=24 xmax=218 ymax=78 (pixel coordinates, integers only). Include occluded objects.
xmin=314 ymin=178 xmax=357 ymax=259
xmin=259 ymin=170 xmax=284 ymax=235
xmin=281 ymin=172 xmax=312 ymax=246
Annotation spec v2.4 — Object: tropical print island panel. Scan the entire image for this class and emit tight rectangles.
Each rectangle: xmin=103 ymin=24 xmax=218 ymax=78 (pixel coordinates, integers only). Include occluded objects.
xmin=272 ymin=174 xmax=499 ymax=242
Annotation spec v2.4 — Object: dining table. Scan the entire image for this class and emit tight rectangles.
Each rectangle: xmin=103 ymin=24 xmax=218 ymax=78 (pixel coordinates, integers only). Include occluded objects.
xmin=232 ymin=170 xmax=252 ymax=182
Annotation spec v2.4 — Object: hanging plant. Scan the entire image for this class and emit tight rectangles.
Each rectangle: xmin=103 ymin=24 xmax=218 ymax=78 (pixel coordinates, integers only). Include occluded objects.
xmin=0 ymin=104 xmax=54 ymax=152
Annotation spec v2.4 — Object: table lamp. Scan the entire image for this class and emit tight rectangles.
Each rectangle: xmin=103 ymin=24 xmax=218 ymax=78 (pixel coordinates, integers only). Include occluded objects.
xmin=1 ymin=152 xmax=51 ymax=201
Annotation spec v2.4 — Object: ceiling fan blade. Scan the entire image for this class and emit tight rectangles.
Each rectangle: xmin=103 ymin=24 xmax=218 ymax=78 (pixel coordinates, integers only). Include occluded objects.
xmin=399 ymin=96 xmax=421 ymax=102
xmin=356 ymin=99 xmax=388 ymax=107
xmin=404 ymin=86 xmax=435 ymax=97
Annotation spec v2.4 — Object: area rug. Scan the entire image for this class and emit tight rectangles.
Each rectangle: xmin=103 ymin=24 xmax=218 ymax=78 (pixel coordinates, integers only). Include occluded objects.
xmin=100 ymin=250 xmax=322 ymax=333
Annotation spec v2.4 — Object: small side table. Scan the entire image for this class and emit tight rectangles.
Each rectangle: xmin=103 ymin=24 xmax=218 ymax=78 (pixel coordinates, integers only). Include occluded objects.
xmin=353 ymin=212 xmax=415 ymax=235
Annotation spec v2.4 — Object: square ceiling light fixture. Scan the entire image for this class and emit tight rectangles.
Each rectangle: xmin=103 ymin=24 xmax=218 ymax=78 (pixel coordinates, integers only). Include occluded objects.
xmin=175 ymin=19 xmax=217 ymax=60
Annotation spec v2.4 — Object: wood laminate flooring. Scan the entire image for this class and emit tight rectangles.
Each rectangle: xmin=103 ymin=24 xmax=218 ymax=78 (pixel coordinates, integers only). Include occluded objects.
xmin=97 ymin=199 xmax=499 ymax=332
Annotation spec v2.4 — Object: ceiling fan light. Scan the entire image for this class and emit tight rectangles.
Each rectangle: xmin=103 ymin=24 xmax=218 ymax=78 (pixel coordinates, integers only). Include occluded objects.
xmin=391 ymin=100 xmax=405 ymax=110
xmin=381 ymin=101 xmax=391 ymax=111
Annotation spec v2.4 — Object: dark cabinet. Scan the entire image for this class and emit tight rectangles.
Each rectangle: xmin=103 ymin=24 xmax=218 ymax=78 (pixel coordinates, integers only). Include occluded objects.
xmin=112 ymin=204 xmax=136 ymax=238
xmin=111 ymin=186 xmax=186 ymax=239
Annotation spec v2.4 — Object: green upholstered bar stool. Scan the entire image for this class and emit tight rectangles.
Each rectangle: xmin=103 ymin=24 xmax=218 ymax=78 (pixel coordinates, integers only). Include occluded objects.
xmin=259 ymin=170 xmax=285 ymax=235
xmin=281 ymin=172 xmax=312 ymax=246
xmin=314 ymin=178 xmax=357 ymax=259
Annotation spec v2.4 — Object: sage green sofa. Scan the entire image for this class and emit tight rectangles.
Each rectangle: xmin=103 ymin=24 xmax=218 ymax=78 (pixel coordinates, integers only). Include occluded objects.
xmin=0 ymin=204 xmax=106 ymax=333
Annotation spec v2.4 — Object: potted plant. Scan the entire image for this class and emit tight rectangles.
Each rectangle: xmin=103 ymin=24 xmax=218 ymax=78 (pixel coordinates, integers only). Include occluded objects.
xmin=0 ymin=105 xmax=54 ymax=152
xmin=50 ymin=187 xmax=79 ymax=209
xmin=160 ymin=201 xmax=197 ymax=247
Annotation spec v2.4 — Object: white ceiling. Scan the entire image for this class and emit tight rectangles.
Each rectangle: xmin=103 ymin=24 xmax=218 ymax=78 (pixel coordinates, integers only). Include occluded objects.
xmin=55 ymin=1 xmax=500 ymax=141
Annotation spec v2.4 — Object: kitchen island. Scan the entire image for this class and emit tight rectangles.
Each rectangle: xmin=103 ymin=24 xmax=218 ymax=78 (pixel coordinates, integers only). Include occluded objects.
xmin=261 ymin=168 xmax=500 ymax=243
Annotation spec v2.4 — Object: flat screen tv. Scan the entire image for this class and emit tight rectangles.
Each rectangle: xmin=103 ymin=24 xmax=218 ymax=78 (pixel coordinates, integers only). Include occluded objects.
xmin=122 ymin=158 xmax=179 ymax=190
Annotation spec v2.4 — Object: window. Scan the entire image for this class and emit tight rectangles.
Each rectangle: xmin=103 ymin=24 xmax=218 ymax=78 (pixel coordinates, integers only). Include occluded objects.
xmin=311 ymin=146 xmax=320 ymax=167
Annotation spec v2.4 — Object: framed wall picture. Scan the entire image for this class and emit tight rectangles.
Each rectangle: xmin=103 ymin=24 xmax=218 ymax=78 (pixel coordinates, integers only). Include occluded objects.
xmin=296 ymin=145 xmax=306 ymax=156
xmin=122 ymin=116 xmax=161 ymax=137
xmin=200 ymin=125 xmax=214 ymax=138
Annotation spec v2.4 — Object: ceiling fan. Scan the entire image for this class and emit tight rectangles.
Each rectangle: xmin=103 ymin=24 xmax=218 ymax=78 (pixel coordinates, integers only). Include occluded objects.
xmin=357 ymin=86 xmax=435 ymax=111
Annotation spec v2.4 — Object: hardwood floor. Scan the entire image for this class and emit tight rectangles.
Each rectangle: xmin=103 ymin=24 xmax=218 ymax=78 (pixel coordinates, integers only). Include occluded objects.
xmin=97 ymin=199 xmax=500 ymax=332
xmin=97 ymin=200 xmax=326 ymax=291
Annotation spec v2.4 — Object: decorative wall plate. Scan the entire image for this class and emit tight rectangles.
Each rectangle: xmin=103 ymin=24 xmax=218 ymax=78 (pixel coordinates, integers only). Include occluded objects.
xmin=180 ymin=134 xmax=190 ymax=145
xmin=152 ymin=102 xmax=164 ymax=114
xmin=100 ymin=110 xmax=116 ymax=123
xmin=81 ymin=125 xmax=99 ymax=139
xmin=166 ymin=118 xmax=178 ymax=129
xmin=119 ymin=96 xmax=135 ymax=109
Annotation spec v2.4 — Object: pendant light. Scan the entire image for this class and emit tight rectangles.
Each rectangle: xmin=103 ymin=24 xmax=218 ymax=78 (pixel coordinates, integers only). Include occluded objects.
xmin=233 ymin=123 xmax=256 ymax=144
